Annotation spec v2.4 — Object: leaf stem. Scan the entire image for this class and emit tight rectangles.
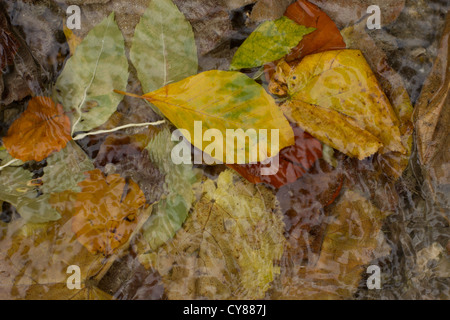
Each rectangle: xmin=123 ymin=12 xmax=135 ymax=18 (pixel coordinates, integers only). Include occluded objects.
xmin=0 ymin=159 xmax=20 ymax=171
xmin=72 ymin=120 xmax=166 ymax=140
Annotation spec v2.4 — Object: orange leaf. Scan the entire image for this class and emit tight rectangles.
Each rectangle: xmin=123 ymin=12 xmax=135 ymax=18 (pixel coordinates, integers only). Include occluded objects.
xmin=3 ymin=97 xmax=72 ymax=162
xmin=228 ymin=125 xmax=322 ymax=188
xmin=265 ymin=0 xmax=346 ymax=81
xmin=71 ymin=169 xmax=147 ymax=256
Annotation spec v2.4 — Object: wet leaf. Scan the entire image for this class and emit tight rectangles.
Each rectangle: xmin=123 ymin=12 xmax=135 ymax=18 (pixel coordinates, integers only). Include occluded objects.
xmin=3 ymin=97 xmax=72 ymax=162
xmin=41 ymin=141 xmax=95 ymax=194
xmin=272 ymin=190 xmax=390 ymax=299
xmin=278 ymin=49 xmax=404 ymax=160
xmin=414 ymin=14 xmax=450 ymax=192
xmin=228 ymin=125 xmax=323 ymax=188
xmin=0 ymin=11 xmax=20 ymax=70
xmin=264 ymin=0 xmax=346 ymax=81
xmin=130 ymin=0 xmax=198 ymax=93
xmin=0 ymin=198 xmax=110 ymax=300
xmin=142 ymin=127 xmax=200 ymax=251
xmin=0 ymin=166 xmax=61 ymax=223
xmin=230 ymin=16 xmax=315 ymax=70
xmin=139 ymin=170 xmax=285 ymax=300
xmin=54 ymin=13 xmax=128 ymax=133
xmin=136 ymin=70 xmax=295 ymax=164
xmin=58 ymin=169 xmax=147 ymax=256
xmin=341 ymin=21 xmax=413 ymax=178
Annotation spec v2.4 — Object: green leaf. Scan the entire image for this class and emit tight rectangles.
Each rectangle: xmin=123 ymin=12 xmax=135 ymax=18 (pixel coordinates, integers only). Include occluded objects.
xmin=54 ymin=12 xmax=128 ymax=133
xmin=230 ymin=16 xmax=315 ymax=70
xmin=142 ymin=127 xmax=200 ymax=251
xmin=0 ymin=146 xmax=23 ymax=166
xmin=130 ymin=0 xmax=198 ymax=93
xmin=0 ymin=167 xmax=60 ymax=223
xmin=41 ymin=141 xmax=94 ymax=194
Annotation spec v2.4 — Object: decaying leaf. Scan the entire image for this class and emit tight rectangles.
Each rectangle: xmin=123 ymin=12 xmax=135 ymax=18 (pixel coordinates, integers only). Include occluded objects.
xmin=228 ymin=125 xmax=323 ymax=188
xmin=54 ymin=13 xmax=128 ymax=133
xmin=3 ymin=96 xmax=71 ymax=162
xmin=0 ymin=197 xmax=110 ymax=300
xmin=142 ymin=127 xmax=200 ymax=251
xmin=414 ymin=14 xmax=450 ymax=191
xmin=265 ymin=0 xmax=346 ymax=81
xmin=42 ymin=141 xmax=94 ymax=194
xmin=0 ymin=166 xmax=61 ymax=223
xmin=139 ymin=170 xmax=286 ymax=300
xmin=272 ymin=190 xmax=390 ymax=299
xmin=277 ymin=49 xmax=404 ymax=160
xmin=230 ymin=16 xmax=315 ymax=70
xmin=130 ymin=0 xmax=198 ymax=93
xmin=60 ymin=169 xmax=147 ymax=256
xmin=132 ymin=70 xmax=295 ymax=164
xmin=0 ymin=11 xmax=20 ymax=70
xmin=250 ymin=0 xmax=292 ymax=23
xmin=341 ymin=21 xmax=413 ymax=178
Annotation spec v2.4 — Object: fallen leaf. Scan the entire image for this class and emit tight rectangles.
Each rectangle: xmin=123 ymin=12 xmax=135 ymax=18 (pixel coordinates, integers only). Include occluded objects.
xmin=265 ymin=0 xmax=346 ymax=81
xmin=278 ymin=49 xmax=404 ymax=159
xmin=130 ymin=0 xmax=198 ymax=93
xmin=277 ymin=159 xmax=345 ymax=262
xmin=0 ymin=166 xmax=61 ymax=223
xmin=139 ymin=170 xmax=286 ymax=300
xmin=3 ymin=96 xmax=72 ymax=162
xmin=272 ymin=189 xmax=390 ymax=299
xmin=142 ymin=127 xmax=200 ymax=251
xmin=67 ymin=169 xmax=147 ymax=256
xmin=228 ymin=125 xmax=323 ymax=188
xmin=128 ymin=70 xmax=295 ymax=164
xmin=0 ymin=11 xmax=20 ymax=70
xmin=42 ymin=141 xmax=94 ymax=194
xmin=94 ymin=133 xmax=165 ymax=204
xmin=342 ymin=21 xmax=413 ymax=178
xmin=414 ymin=14 xmax=450 ymax=192
xmin=54 ymin=12 xmax=129 ymax=133
xmin=230 ymin=16 xmax=315 ymax=70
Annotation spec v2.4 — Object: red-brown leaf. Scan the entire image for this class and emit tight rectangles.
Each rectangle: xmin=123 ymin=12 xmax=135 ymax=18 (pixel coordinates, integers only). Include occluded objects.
xmin=228 ymin=125 xmax=322 ymax=188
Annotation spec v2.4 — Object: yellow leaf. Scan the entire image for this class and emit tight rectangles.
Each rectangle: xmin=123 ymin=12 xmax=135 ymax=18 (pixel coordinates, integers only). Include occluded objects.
xmin=277 ymin=49 xmax=404 ymax=160
xmin=139 ymin=170 xmax=286 ymax=300
xmin=126 ymin=70 xmax=295 ymax=164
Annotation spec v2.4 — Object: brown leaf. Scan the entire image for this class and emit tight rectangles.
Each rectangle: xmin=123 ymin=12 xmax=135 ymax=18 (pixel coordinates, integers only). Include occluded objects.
xmin=414 ymin=13 xmax=450 ymax=190
xmin=3 ymin=97 xmax=72 ymax=162
xmin=272 ymin=189 xmax=390 ymax=299
xmin=70 ymin=169 xmax=147 ymax=256
xmin=228 ymin=125 xmax=322 ymax=188
xmin=0 ymin=11 xmax=19 ymax=70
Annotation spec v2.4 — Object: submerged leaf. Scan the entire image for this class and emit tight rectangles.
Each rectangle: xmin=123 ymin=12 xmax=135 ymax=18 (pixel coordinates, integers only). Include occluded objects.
xmin=3 ymin=97 xmax=72 ymax=162
xmin=41 ymin=141 xmax=95 ymax=194
xmin=230 ymin=16 xmax=315 ymax=70
xmin=139 ymin=70 xmax=295 ymax=163
xmin=54 ymin=13 xmax=128 ymax=133
xmin=139 ymin=170 xmax=285 ymax=300
xmin=58 ymin=169 xmax=147 ymax=256
xmin=228 ymin=125 xmax=323 ymax=188
xmin=142 ymin=127 xmax=199 ymax=251
xmin=130 ymin=0 xmax=198 ymax=93
xmin=273 ymin=190 xmax=390 ymax=299
xmin=0 ymin=166 xmax=61 ymax=223
xmin=277 ymin=50 xmax=404 ymax=159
